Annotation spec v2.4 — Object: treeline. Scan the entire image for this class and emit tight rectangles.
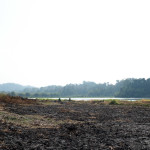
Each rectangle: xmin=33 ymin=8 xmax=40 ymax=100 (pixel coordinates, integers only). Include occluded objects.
xmin=7 ymin=78 xmax=150 ymax=98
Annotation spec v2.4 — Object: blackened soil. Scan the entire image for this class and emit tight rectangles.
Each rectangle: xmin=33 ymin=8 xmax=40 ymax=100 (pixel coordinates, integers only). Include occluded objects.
xmin=1 ymin=102 xmax=150 ymax=150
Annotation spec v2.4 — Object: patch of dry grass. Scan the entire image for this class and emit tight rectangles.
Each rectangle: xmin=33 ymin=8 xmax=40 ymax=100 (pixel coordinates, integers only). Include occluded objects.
xmin=0 ymin=109 xmax=79 ymax=128
xmin=0 ymin=94 xmax=36 ymax=105
xmin=38 ymin=99 xmax=150 ymax=106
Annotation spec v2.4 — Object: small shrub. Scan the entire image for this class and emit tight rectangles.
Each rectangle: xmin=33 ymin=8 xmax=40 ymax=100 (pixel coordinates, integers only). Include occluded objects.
xmin=109 ymin=100 xmax=118 ymax=105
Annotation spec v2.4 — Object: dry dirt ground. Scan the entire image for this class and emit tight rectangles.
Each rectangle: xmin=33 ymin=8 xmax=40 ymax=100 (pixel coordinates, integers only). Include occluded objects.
xmin=1 ymin=100 xmax=150 ymax=150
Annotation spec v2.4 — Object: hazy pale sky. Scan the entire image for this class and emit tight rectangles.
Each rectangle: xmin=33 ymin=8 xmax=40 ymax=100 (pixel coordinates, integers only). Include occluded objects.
xmin=0 ymin=0 xmax=150 ymax=87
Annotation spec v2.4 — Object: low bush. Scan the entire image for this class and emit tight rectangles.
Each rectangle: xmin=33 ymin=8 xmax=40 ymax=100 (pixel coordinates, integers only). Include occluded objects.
xmin=109 ymin=100 xmax=118 ymax=105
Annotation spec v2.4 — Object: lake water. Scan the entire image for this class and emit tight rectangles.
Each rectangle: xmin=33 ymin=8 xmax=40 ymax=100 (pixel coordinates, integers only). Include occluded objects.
xmin=41 ymin=97 xmax=147 ymax=101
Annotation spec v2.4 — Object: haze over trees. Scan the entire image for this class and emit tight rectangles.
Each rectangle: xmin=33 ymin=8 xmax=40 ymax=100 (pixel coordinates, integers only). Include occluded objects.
xmin=0 ymin=83 xmax=33 ymax=92
xmin=1 ymin=78 xmax=150 ymax=98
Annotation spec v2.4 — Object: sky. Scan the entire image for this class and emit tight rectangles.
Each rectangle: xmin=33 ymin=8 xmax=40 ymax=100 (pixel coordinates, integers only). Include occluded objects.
xmin=0 ymin=0 xmax=150 ymax=87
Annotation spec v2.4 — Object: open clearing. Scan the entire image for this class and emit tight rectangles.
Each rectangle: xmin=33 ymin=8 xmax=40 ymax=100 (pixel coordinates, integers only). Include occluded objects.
xmin=1 ymin=98 xmax=150 ymax=149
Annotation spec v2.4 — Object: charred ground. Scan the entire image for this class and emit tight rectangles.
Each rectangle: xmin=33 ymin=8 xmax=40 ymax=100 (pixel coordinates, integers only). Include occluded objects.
xmin=0 ymin=96 xmax=150 ymax=149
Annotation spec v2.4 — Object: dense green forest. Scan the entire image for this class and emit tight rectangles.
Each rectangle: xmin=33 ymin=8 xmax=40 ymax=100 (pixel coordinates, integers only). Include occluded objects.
xmin=2 ymin=78 xmax=150 ymax=98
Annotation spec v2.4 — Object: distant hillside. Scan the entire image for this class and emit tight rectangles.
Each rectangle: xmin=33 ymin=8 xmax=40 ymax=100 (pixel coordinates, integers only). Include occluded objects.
xmin=1 ymin=78 xmax=150 ymax=98
xmin=0 ymin=83 xmax=34 ymax=92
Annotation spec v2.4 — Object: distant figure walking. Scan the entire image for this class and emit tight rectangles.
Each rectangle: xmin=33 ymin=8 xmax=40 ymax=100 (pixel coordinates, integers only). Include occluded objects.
xmin=69 ymin=98 xmax=71 ymax=101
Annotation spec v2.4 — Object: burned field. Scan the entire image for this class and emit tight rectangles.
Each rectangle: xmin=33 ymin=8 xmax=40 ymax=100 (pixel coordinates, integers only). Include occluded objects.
xmin=1 ymin=98 xmax=150 ymax=150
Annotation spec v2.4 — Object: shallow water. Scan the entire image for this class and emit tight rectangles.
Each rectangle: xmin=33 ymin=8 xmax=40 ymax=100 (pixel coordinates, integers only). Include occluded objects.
xmin=38 ymin=97 xmax=148 ymax=101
